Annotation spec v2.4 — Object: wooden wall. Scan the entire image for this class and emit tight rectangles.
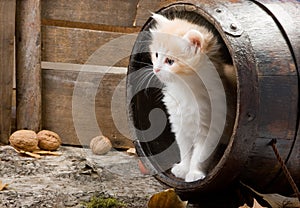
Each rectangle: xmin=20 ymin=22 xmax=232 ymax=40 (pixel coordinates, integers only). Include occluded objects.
xmin=0 ymin=0 xmax=16 ymax=144
xmin=41 ymin=62 xmax=129 ymax=147
xmin=0 ymin=0 xmax=175 ymax=147
xmin=39 ymin=0 xmax=173 ymax=148
xmin=41 ymin=0 xmax=168 ymax=66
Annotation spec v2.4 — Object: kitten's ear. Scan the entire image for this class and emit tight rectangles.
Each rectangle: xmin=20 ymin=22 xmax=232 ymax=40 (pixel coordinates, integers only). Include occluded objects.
xmin=151 ymin=13 xmax=169 ymax=26
xmin=183 ymin=29 xmax=204 ymax=54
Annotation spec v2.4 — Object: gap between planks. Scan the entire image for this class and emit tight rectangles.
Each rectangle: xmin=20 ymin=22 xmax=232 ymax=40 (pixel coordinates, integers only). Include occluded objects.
xmin=42 ymin=19 xmax=141 ymax=33
xmin=42 ymin=62 xmax=128 ymax=74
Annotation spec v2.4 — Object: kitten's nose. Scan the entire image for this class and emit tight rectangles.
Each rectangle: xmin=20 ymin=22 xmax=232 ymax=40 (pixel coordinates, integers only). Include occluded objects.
xmin=154 ymin=68 xmax=160 ymax=73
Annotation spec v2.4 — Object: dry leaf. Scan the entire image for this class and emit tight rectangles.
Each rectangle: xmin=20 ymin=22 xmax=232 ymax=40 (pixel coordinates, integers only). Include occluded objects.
xmin=258 ymin=193 xmax=300 ymax=208
xmin=32 ymin=150 xmax=62 ymax=156
xmin=19 ymin=150 xmax=42 ymax=159
xmin=0 ymin=180 xmax=8 ymax=191
xmin=12 ymin=146 xmax=62 ymax=158
xmin=126 ymin=148 xmax=136 ymax=156
xmin=13 ymin=147 xmax=42 ymax=159
xmin=148 ymin=188 xmax=187 ymax=208
xmin=253 ymin=199 xmax=267 ymax=208
xmin=241 ymin=182 xmax=300 ymax=208
xmin=239 ymin=199 xmax=267 ymax=208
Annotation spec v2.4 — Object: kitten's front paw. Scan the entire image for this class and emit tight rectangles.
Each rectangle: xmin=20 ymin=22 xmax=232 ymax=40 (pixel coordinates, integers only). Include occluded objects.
xmin=171 ymin=163 xmax=189 ymax=180
xmin=185 ymin=170 xmax=206 ymax=182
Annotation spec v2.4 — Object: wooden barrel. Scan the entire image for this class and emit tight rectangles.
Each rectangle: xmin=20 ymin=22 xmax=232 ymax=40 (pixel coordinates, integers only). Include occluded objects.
xmin=127 ymin=0 xmax=300 ymax=199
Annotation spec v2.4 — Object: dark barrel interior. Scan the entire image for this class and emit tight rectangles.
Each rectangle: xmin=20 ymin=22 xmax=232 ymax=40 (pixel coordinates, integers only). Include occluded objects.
xmin=126 ymin=0 xmax=300 ymax=199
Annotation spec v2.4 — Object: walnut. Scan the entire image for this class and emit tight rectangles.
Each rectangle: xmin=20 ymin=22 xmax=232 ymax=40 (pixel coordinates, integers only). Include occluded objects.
xmin=90 ymin=135 xmax=112 ymax=155
xmin=9 ymin=130 xmax=39 ymax=152
xmin=37 ymin=130 xmax=61 ymax=151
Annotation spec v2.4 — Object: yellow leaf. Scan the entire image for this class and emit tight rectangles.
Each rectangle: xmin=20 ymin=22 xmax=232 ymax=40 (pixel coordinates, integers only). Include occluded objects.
xmin=32 ymin=150 xmax=62 ymax=156
xmin=253 ymin=199 xmax=267 ymax=208
xmin=126 ymin=148 xmax=136 ymax=156
xmin=239 ymin=199 xmax=267 ymax=208
xmin=0 ymin=180 xmax=8 ymax=191
xmin=18 ymin=150 xmax=42 ymax=159
xmin=148 ymin=188 xmax=188 ymax=208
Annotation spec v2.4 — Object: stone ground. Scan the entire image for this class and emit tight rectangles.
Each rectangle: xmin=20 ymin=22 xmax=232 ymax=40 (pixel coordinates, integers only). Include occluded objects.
xmin=0 ymin=145 xmax=165 ymax=208
xmin=1 ymin=145 xmax=281 ymax=208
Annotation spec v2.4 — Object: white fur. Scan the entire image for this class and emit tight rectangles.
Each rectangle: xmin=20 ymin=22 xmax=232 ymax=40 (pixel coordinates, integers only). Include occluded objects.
xmin=149 ymin=14 xmax=225 ymax=182
xmin=162 ymin=63 xmax=211 ymax=182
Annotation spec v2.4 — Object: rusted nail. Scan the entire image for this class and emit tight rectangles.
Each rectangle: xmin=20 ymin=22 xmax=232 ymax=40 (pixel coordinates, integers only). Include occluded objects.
xmin=215 ymin=8 xmax=222 ymax=13
xmin=246 ymin=112 xmax=255 ymax=121
xmin=268 ymin=138 xmax=277 ymax=146
xmin=230 ymin=23 xmax=238 ymax=31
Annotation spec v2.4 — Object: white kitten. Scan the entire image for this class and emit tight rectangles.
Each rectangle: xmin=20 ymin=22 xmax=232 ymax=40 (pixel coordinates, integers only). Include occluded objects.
xmin=149 ymin=13 xmax=231 ymax=182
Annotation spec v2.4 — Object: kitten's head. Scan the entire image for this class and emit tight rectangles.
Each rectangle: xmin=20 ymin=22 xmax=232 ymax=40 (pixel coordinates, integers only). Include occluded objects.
xmin=149 ymin=13 xmax=219 ymax=83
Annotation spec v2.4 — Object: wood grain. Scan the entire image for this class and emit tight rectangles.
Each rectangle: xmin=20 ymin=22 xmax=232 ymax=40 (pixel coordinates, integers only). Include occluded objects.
xmin=16 ymin=0 xmax=42 ymax=131
xmin=41 ymin=0 xmax=140 ymax=27
xmin=42 ymin=62 xmax=133 ymax=149
xmin=127 ymin=0 xmax=300 ymax=197
xmin=0 ymin=0 xmax=16 ymax=144
xmin=41 ymin=26 xmax=132 ymax=67
xmin=135 ymin=0 xmax=170 ymax=26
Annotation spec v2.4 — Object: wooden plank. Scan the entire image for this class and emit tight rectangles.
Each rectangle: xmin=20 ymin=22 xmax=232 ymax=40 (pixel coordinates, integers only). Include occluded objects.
xmin=286 ymin=122 xmax=300 ymax=191
xmin=16 ymin=0 xmax=42 ymax=131
xmin=135 ymin=0 xmax=162 ymax=26
xmin=0 ymin=0 xmax=16 ymax=144
xmin=41 ymin=0 xmax=140 ymax=27
xmin=41 ymin=26 xmax=132 ymax=67
xmin=242 ymin=138 xmax=294 ymax=193
xmin=257 ymin=76 xmax=298 ymax=140
xmin=135 ymin=0 xmax=175 ymax=26
xmin=42 ymin=62 xmax=133 ymax=149
xmin=42 ymin=19 xmax=141 ymax=34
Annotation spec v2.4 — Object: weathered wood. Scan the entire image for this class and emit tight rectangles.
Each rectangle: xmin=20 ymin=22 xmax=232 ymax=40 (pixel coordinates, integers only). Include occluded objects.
xmin=42 ymin=62 xmax=133 ymax=149
xmin=0 ymin=0 xmax=16 ymax=144
xmin=135 ymin=0 xmax=168 ymax=26
xmin=42 ymin=19 xmax=141 ymax=34
xmin=16 ymin=0 xmax=42 ymax=131
xmin=230 ymin=0 xmax=298 ymax=194
xmin=41 ymin=26 xmax=131 ymax=67
xmin=127 ymin=0 xmax=300 ymax=200
xmin=257 ymin=76 xmax=297 ymax=140
xmin=41 ymin=0 xmax=140 ymax=27
xmin=286 ymin=123 xmax=300 ymax=193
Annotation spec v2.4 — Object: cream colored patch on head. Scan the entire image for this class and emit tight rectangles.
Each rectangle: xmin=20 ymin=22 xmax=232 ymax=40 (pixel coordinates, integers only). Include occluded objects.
xmin=150 ymin=13 xmax=217 ymax=52
xmin=149 ymin=13 xmax=220 ymax=83
xmin=151 ymin=13 xmax=199 ymax=36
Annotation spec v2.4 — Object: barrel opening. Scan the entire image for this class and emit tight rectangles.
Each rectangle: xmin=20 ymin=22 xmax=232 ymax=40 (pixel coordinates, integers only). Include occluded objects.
xmin=128 ymin=3 xmax=237 ymax=190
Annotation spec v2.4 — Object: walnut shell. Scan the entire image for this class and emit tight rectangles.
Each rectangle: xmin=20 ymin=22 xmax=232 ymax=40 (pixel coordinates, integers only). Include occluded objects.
xmin=90 ymin=136 xmax=112 ymax=155
xmin=37 ymin=130 xmax=61 ymax=151
xmin=9 ymin=130 xmax=39 ymax=152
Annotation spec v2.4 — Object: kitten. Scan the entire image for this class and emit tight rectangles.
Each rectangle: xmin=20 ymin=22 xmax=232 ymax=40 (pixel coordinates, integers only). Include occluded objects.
xmin=149 ymin=13 xmax=234 ymax=182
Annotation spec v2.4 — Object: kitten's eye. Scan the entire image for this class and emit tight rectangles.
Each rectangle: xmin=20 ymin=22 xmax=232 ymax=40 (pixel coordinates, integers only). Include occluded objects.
xmin=155 ymin=52 xmax=158 ymax=58
xmin=165 ymin=58 xmax=174 ymax=66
